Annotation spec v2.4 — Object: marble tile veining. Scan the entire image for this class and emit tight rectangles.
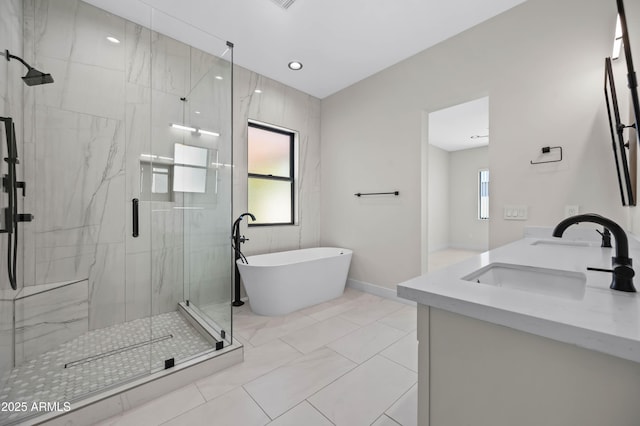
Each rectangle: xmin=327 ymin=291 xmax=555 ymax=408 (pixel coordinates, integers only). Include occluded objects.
xmin=280 ymin=316 xmax=360 ymax=354
xmin=372 ymin=415 xmax=403 ymax=426
xmin=385 ymin=384 xmax=418 ymax=426
xmin=16 ymin=0 xmax=234 ymax=333
xmin=14 ymin=280 xmax=89 ymax=366
xmin=94 ymin=384 xmax=205 ymax=426
xmin=195 ymin=339 xmax=301 ymax=401
xmin=308 ymin=355 xmax=417 ymax=426
xmin=162 ymin=387 xmax=269 ymax=426
xmin=377 ymin=305 xmax=418 ymax=333
xmin=339 ymin=296 xmax=406 ymax=326
xmin=327 ymin=322 xmax=407 ymax=364
xmin=234 ymin=308 xmax=318 ymax=347
xmin=268 ymin=401 xmax=333 ymax=426
xmin=380 ymin=331 xmax=419 ymax=373
xmin=243 ymin=347 xmax=356 ymax=419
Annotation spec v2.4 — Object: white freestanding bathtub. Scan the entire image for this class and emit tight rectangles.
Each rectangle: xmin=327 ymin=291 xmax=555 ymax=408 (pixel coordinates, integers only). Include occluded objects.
xmin=237 ymin=247 xmax=352 ymax=316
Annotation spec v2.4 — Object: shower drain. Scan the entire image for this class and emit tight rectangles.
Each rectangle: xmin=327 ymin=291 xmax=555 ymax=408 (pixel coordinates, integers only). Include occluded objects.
xmin=64 ymin=334 xmax=173 ymax=368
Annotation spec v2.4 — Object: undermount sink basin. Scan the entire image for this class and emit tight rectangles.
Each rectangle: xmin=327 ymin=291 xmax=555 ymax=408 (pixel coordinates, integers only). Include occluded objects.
xmin=462 ymin=263 xmax=586 ymax=300
xmin=531 ymin=239 xmax=592 ymax=247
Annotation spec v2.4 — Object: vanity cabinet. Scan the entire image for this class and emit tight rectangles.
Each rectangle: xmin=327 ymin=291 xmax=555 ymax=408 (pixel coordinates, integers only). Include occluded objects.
xmin=399 ymin=235 xmax=640 ymax=426
xmin=416 ymin=305 xmax=640 ymax=426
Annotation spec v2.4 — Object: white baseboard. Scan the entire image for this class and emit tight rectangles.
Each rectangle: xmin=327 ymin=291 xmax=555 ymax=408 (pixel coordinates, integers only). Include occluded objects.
xmin=346 ymin=278 xmax=416 ymax=306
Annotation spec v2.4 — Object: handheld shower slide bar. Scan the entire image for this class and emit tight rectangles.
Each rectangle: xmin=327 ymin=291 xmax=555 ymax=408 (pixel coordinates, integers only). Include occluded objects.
xmin=1 ymin=117 xmax=33 ymax=290
xmin=0 ymin=49 xmax=51 ymax=291
xmin=0 ymin=117 xmax=17 ymax=290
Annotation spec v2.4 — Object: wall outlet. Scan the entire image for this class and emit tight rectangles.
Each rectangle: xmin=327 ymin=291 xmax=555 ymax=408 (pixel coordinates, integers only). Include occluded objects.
xmin=503 ymin=205 xmax=528 ymax=220
xmin=565 ymin=205 xmax=579 ymax=217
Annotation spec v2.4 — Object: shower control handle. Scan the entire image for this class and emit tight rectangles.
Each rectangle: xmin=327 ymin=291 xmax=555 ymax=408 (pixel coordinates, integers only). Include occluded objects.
xmin=16 ymin=213 xmax=33 ymax=222
xmin=0 ymin=206 xmax=10 ymax=233
xmin=16 ymin=181 xmax=26 ymax=196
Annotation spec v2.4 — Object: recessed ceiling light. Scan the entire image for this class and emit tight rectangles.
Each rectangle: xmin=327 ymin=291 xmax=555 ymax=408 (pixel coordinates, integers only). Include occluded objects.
xmin=288 ymin=61 xmax=303 ymax=71
xmin=194 ymin=111 xmax=201 ymax=115
xmin=106 ymin=36 xmax=120 ymax=44
xmin=215 ymin=75 xmax=223 ymax=80
xmin=254 ymin=89 xmax=262 ymax=94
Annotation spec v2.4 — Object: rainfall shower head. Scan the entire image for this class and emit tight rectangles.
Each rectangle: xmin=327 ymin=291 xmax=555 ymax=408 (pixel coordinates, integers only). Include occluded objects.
xmin=4 ymin=49 xmax=54 ymax=86
xmin=21 ymin=68 xmax=54 ymax=86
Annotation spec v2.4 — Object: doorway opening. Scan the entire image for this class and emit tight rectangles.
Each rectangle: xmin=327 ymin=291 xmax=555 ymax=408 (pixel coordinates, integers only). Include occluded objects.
xmin=424 ymin=96 xmax=490 ymax=272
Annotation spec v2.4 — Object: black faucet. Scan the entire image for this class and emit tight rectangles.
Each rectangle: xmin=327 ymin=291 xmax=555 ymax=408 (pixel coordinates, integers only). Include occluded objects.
xmin=553 ymin=213 xmax=635 ymax=292
xmin=597 ymin=228 xmax=612 ymax=248
xmin=232 ymin=213 xmax=256 ymax=306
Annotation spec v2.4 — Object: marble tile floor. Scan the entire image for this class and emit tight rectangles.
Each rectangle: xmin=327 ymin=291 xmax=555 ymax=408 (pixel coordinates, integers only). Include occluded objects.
xmin=0 ymin=312 xmax=214 ymax=425
xmin=98 ymin=289 xmax=418 ymax=426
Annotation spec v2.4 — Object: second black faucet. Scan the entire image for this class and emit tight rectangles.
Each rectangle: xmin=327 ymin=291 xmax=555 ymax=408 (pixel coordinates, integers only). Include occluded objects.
xmin=553 ymin=213 xmax=635 ymax=292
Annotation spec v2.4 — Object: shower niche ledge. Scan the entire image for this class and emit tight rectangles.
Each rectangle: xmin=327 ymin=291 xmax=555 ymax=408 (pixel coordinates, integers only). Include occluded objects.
xmin=1 ymin=279 xmax=89 ymax=368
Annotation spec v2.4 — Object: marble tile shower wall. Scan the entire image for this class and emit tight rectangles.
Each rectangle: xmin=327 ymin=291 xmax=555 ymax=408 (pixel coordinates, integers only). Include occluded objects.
xmin=181 ymin=48 xmax=233 ymax=314
xmin=13 ymin=0 xmax=232 ymax=333
xmin=234 ymin=66 xmax=322 ymax=255
xmin=0 ymin=0 xmax=25 ymax=375
xmin=0 ymin=0 xmax=319 ymax=362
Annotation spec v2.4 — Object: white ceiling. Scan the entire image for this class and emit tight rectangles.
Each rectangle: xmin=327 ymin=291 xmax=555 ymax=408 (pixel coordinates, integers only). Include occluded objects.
xmin=428 ymin=97 xmax=489 ymax=152
xmin=84 ymin=0 xmax=526 ymax=99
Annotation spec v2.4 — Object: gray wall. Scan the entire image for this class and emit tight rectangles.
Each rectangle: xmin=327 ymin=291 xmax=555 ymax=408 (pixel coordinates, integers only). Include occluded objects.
xmin=449 ymin=146 xmax=489 ymax=251
xmin=427 ymin=145 xmax=450 ymax=253
xmin=428 ymin=145 xmax=489 ymax=253
xmin=321 ymin=0 xmax=629 ymax=289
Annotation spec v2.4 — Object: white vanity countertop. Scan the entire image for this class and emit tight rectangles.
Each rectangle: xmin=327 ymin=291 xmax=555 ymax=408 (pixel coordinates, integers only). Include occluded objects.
xmin=397 ymin=233 xmax=640 ymax=363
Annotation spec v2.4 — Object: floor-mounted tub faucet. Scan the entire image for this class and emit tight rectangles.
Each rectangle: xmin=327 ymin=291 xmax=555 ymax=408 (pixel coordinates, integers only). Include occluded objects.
xmin=232 ymin=213 xmax=256 ymax=306
xmin=553 ymin=213 xmax=635 ymax=292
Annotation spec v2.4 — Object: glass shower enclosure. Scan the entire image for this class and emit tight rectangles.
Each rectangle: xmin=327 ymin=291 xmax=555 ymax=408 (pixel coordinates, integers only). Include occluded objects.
xmin=0 ymin=1 xmax=234 ymax=424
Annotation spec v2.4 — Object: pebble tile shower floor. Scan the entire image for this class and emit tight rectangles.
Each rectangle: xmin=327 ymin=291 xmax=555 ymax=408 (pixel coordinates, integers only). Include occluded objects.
xmin=0 ymin=312 xmax=213 ymax=425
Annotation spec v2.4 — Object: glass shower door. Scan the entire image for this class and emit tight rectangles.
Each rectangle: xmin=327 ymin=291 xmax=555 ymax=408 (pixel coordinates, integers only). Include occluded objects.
xmin=0 ymin=1 xmax=234 ymax=424
xmin=181 ymin=44 xmax=233 ymax=346
xmin=148 ymin=17 xmax=233 ymax=370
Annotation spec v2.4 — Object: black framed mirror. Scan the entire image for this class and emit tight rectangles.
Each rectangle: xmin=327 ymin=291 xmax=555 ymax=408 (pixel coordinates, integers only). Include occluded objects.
xmin=604 ymin=0 xmax=640 ymax=206
xmin=605 ymin=56 xmax=635 ymax=205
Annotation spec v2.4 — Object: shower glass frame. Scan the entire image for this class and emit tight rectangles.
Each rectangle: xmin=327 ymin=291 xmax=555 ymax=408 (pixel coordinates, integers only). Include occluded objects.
xmin=0 ymin=1 xmax=234 ymax=424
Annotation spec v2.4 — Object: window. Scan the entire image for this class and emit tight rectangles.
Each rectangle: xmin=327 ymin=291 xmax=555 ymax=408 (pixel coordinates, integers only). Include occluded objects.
xmin=479 ymin=169 xmax=490 ymax=220
xmin=247 ymin=121 xmax=295 ymax=226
